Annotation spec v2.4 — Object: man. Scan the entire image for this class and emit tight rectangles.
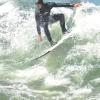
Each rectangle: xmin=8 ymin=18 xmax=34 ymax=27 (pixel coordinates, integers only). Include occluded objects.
xmin=35 ymin=0 xmax=80 ymax=46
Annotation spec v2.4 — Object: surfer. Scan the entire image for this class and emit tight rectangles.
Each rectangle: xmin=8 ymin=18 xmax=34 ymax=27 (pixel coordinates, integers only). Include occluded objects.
xmin=35 ymin=0 xmax=80 ymax=46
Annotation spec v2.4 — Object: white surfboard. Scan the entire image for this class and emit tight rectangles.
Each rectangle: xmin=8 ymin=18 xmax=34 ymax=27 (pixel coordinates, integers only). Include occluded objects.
xmin=32 ymin=32 xmax=74 ymax=61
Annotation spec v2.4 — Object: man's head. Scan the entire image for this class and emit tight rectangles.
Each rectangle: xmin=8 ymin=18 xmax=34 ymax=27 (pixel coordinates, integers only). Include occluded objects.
xmin=36 ymin=0 xmax=44 ymax=9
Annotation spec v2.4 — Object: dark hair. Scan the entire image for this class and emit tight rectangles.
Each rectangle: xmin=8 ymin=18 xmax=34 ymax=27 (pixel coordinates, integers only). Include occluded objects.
xmin=36 ymin=0 xmax=43 ymax=4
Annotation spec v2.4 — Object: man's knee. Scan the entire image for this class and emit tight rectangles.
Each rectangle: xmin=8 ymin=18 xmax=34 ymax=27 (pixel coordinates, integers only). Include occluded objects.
xmin=59 ymin=14 xmax=64 ymax=17
xmin=53 ymin=14 xmax=64 ymax=21
xmin=43 ymin=24 xmax=50 ymax=36
xmin=43 ymin=25 xmax=48 ymax=32
xmin=59 ymin=14 xmax=65 ymax=22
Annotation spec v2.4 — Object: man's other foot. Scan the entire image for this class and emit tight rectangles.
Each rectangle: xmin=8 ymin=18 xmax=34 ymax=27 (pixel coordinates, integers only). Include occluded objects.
xmin=50 ymin=41 xmax=57 ymax=46
xmin=64 ymin=29 xmax=71 ymax=34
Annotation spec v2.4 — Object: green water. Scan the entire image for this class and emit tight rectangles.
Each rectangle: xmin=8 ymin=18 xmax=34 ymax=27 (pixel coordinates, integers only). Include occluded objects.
xmin=0 ymin=0 xmax=100 ymax=100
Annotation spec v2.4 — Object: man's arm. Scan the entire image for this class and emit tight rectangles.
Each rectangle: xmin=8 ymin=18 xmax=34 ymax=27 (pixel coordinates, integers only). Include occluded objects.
xmin=36 ymin=25 xmax=41 ymax=35
xmin=35 ymin=13 xmax=41 ymax=35
xmin=35 ymin=13 xmax=43 ymax=42
xmin=48 ymin=2 xmax=74 ymax=8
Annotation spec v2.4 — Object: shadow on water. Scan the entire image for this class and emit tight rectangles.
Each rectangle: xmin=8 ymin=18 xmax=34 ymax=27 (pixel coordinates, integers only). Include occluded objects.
xmin=46 ymin=35 xmax=76 ymax=73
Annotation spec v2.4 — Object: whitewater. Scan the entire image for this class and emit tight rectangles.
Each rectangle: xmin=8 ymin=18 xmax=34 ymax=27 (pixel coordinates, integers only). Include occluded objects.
xmin=0 ymin=0 xmax=100 ymax=100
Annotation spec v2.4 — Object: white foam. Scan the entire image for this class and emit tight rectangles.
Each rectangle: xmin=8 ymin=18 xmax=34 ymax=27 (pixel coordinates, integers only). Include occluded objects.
xmin=15 ymin=66 xmax=48 ymax=81
xmin=44 ymin=74 xmax=71 ymax=87
xmin=74 ymin=3 xmax=100 ymax=35
xmin=71 ymin=88 xmax=92 ymax=96
xmin=0 ymin=1 xmax=14 ymax=15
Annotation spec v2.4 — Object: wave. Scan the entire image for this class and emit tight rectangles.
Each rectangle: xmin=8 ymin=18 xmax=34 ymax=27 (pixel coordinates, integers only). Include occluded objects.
xmin=0 ymin=1 xmax=100 ymax=100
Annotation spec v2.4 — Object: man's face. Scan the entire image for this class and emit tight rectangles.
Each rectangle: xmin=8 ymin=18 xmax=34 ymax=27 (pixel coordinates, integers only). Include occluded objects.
xmin=36 ymin=3 xmax=43 ymax=9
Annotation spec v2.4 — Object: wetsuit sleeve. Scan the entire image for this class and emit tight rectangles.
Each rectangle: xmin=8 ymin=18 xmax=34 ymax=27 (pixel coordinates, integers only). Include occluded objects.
xmin=48 ymin=2 xmax=74 ymax=8
xmin=36 ymin=24 xmax=41 ymax=35
xmin=35 ymin=12 xmax=41 ymax=35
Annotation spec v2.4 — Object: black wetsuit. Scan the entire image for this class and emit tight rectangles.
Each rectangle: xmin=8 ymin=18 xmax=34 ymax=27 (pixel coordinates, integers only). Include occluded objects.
xmin=35 ymin=2 xmax=74 ymax=44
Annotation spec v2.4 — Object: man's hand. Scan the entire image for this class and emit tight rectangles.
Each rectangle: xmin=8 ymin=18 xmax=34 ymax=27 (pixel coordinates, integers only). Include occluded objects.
xmin=74 ymin=3 xmax=82 ymax=8
xmin=37 ymin=34 xmax=43 ymax=42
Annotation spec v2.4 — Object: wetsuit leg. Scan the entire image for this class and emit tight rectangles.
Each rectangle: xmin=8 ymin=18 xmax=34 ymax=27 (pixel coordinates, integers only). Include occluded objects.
xmin=53 ymin=14 xmax=67 ymax=34
xmin=43 ymin=23 xmax=53 ymax=43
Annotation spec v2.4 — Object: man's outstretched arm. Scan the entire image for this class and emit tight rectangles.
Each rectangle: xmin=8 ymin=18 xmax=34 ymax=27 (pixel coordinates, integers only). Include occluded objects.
xmin=48 ymin=2 xmax=81 ymax=8
xmin=48 ymin=2 xmax=74 ymax=8
xmin=53 ymin=3 xmax=74 ymax=7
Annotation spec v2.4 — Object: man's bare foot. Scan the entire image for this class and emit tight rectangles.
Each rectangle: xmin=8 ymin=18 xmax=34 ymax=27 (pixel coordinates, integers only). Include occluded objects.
xmin=50 ymin=41 xmax=57 ymax=46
